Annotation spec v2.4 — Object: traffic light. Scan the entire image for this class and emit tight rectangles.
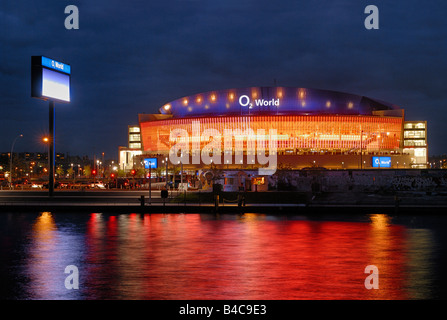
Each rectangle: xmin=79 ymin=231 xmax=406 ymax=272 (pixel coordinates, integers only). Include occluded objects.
xmin=131 ymin=169 xmax=136 ymax=176
xmin=92 ymin=169 xmax=97 ymax=176
xmin=110 ymin=173 xmax=115 ymax=179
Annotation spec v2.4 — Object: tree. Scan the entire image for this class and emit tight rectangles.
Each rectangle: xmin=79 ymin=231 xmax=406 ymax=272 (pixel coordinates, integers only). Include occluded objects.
xmin=56 ymin=166 xmax=64 ymax=177
xmin=136 ymin=168 xmax=145 ymax=178
xmin=66 ymin=167 xmax=74 ymax=180
xmin=117 ymin=169 xmax=126 ymax=178
xmin=84 ymin=165 xmax=91 ymax=178
xmin=154 ymin=167 xmax=163 ymax=181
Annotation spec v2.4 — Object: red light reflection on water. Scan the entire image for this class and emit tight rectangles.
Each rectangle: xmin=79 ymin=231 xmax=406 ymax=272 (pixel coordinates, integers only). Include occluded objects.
xmin=82 ymin=213 xmax=409 ymax=300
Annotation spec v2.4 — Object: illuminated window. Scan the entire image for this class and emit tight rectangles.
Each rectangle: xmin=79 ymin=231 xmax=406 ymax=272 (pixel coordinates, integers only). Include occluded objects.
xmin=129 ymin=143 xmax=141 ymax=149
xmin=415 ymin=123 xmax=425 ymax=129
xmin=414 ymin=148 xmax=426 ymax=157
xmin=404 ymin=130 xmax=425 ymax=138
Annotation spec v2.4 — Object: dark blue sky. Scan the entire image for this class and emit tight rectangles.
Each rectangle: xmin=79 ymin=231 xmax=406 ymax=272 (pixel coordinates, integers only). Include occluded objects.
xmin=1 ymin=0 xmax=446 ymax=159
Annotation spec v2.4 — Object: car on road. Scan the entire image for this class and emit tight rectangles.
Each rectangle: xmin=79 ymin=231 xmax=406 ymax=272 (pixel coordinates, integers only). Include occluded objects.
xmin=89 ymin=182 xmax=106 ymax=189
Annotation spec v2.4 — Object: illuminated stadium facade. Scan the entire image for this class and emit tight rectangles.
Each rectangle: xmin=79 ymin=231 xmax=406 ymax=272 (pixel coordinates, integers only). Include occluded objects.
xmin=120 ymin=87 xmax=428 ymax=171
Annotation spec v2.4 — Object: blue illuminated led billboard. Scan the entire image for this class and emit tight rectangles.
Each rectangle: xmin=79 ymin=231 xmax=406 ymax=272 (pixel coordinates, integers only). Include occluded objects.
xmin=31 ymin=56 xmax=71 ymax=103
xmin=144 ymin=158 xmax=158 ymax=169
xmin=372 ymin=156 xmax=392 ymax=168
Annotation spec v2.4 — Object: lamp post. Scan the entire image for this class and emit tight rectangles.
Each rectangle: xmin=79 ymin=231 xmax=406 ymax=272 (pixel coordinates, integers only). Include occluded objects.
xmin=9 ymin=134 xmax=23 ymax=188
xmin=147 ymin=160 xmax=152 ymax=205
xmin=180 ymin=153 xmax=183 ymax=190
xmin=360 ymin=129 xmax=363 ymax=169
xmin=165 ymin=157 xmax=168 ymax=188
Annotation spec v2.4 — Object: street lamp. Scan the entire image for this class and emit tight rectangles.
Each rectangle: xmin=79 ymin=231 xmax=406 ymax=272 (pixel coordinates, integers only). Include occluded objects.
xmin=9 ymin=134 xmax=23 ymax=188
xmin=360 ymin=129 xmax=363 ymax=169
xmin=180 ymin=153 xmax=183 ymax=190
xmin=148 ymin=160 xmax=152 ymax=204
xmin=165 ymin=157 xmax=168 ymax=188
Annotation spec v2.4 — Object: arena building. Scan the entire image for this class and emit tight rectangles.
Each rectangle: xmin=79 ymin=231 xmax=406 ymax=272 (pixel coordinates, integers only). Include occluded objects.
xmin=119 ymin=87 xmax=428 ymax=173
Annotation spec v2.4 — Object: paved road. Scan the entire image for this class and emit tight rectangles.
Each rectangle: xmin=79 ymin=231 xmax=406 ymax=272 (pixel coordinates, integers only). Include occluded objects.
xmin=0 ymin=189 xmax=191 ymax=198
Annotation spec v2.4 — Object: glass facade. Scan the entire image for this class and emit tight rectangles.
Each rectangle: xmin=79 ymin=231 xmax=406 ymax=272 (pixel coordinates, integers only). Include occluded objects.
xmin=140 ymin=115 xmax=403 ymax=155
xmin=403 ymin=121 xmax=428 ymax=168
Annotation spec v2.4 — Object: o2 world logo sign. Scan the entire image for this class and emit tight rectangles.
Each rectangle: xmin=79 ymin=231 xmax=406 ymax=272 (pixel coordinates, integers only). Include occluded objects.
xmin=238 ymin=95 xmax=280 ymax=109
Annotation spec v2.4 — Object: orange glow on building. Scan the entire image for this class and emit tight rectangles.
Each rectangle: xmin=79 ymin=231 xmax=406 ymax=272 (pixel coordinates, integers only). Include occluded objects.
xmin=120 ymin=87 xmax=428 ymax=169
xmin=140 ymin=114 xmax=403 ymax=154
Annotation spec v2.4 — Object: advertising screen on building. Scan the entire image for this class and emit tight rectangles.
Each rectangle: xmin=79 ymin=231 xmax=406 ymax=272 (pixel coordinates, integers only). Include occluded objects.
xmin=31 ymin=56 xmax=71 ymax=103
xmin=372 ymin=156 xmax=392 ymax=168
xmin=144 ymin=158 xmax=158 ymax=169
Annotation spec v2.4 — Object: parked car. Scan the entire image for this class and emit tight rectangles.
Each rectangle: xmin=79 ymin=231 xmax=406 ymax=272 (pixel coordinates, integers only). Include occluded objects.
xmin=89 ymin=182 xmax=106 ymax=189
xmin=42 ymin=182 xmax=63 ymax=189
xmin=108 ymin=178 xmax=130 ymax=189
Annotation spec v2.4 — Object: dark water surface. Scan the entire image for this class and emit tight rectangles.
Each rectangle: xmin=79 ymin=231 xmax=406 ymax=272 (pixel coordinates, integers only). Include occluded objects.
xmin=1 ymin=211 xmax=447 ymax=300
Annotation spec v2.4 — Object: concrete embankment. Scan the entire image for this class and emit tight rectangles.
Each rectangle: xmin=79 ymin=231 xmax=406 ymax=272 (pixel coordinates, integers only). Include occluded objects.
xmin=1 ymin=190 xmax=447 ymax=214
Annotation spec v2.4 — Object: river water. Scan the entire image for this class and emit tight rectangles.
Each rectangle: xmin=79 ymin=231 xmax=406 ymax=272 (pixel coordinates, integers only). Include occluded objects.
xmin=1 ymin=211 xmax=446 ymax=300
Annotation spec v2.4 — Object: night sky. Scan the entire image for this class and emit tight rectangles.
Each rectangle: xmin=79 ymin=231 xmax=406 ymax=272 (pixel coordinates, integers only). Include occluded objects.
xmin=1 ymin=0 xmax=446 ymax=160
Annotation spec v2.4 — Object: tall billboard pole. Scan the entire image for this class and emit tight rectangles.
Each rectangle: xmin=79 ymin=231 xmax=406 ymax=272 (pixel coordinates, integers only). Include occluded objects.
xmin=49 ymin=101 xmax=55 ymax=196
xmin=31 ymin=56 xmax=71 ymax=197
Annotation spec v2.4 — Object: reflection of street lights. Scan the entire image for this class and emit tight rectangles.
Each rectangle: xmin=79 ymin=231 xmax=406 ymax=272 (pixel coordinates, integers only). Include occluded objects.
xmin=9 ymin=134 xmax=23 ymax=187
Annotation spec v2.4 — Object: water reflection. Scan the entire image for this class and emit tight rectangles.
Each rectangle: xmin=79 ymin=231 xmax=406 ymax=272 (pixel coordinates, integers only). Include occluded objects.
xmin=81 ymin=213 xmax=434 ymax=299
xmin=27 ymin=212 xmax=59 ymax=299
xmin=0 ymin=212 xmax=442 ymax=299
xmin=23 ymin=212 xmax=85 ymax=299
